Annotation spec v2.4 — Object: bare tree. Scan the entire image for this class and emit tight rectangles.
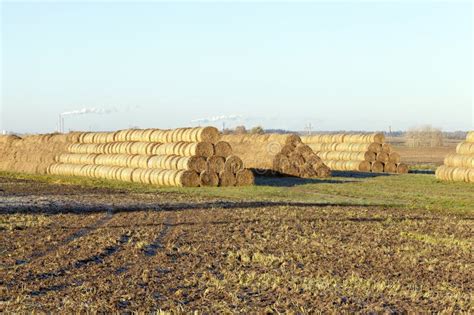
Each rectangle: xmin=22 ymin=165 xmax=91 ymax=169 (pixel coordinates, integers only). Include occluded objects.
xmin=234 ymin=125 xmax=247 ymax=135
xmin=250 ymin=126 xmax=264 ymax=134
xmin=406 ymin=125 xmax=444 ymax=147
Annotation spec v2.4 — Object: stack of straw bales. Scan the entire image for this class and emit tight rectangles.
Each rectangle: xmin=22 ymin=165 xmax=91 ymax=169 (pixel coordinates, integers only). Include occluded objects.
xmin=49 ymin=127 xmax=254 ymax=187
xmin=0 ymin=133 xmax=78 ymax=174
xmin=436 ymin=131 xmax=474 ymax=183
xmin=220 ymin=134 xmax=331 ymax=178
xmin=301 ymin=133 xmax=408 ymax=174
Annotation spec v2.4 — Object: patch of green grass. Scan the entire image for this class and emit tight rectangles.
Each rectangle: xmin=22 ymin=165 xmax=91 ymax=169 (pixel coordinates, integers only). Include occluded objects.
xmin=0 ymin=214 xmax=51 ymax=231
xmin=400 ymin=232 xmax=472 ymax=252
xmin=0 ymin=170 xmax=473 ymax=215
xmin=409 ymin=164 xmax=438 ymax=171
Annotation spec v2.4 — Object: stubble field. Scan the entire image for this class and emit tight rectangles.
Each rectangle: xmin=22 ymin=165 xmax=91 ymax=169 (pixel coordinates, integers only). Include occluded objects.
xmin=1 ymin=163 xmax=473 ymax=313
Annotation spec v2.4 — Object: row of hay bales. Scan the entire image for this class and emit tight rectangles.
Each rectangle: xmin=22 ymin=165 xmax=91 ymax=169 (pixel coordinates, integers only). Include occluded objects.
xmin=49 ymin=127 xmax=254 ymax=187
xmin=436 ymin=131 xmax=474 ymax=183
xmin=301 ymin=133 xmax=408 ymax=174
xmin=77 ymin=128 xmax=221 ymax=144
xmin=0 ymin=133 xmax=78 ymax=175
xmin=0 ymin=128 xmax=332 ymax=185
xmin=221 ymin=134 xmax=331 ymax=178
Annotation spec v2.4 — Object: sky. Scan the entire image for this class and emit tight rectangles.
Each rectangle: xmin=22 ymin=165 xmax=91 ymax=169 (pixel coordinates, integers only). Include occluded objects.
xmin=1 ymin=1 xmax=472 ymax=133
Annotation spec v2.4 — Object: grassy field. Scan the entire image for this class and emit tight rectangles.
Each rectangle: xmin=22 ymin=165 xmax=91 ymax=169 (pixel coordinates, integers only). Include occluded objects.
xmin=1 ymin=170 xmax=473 ymax=312
xmin=1 ymin=170 xmax=472 ymax=215
xmin=388 ymin=136 xmax=459 ymax=169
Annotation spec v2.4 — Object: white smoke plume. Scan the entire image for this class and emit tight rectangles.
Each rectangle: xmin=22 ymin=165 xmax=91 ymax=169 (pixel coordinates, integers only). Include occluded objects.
xmin=60 ymin=107 xmax=118 ymax=117
xmin=191 ymin=115 xmax=244 ymax=124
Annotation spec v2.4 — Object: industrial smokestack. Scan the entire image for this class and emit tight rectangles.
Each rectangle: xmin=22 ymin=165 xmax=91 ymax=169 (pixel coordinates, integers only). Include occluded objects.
xmin=60 ymin=107 xmax=118 ymax=117
xmin=58 ymin=107 xmax=120 ymax=132
xmin=191 ymin=115 xmax=243 ymax=124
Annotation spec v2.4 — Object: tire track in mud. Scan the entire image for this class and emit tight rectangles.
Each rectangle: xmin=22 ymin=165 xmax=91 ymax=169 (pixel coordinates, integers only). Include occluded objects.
xmin=142 ymin=214 xmax=174 ymax=257
xmin=114 ymin=212 xmax=178 ymax=311
xmin=2 ymin=211 xmax=123 ymax=293
xmin=27 ymin=232 xmax=132 ymax=297
xmin=24 ymin=211 xmax=174 ymax=304
xmin=9 ymin=209 xmax=115 ymax=268
xmin=140 ymin=214 xmax=199 ymax=310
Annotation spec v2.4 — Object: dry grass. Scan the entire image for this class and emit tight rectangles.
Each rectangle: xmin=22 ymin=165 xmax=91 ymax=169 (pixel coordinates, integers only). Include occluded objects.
xmin=1 ymin=198 xmax=472 ymax=312
xmin=386 ymin=136 xmax=459 ymax=166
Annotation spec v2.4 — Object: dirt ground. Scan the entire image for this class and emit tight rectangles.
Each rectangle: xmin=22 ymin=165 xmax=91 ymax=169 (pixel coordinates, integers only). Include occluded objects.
xmin=1 ymin=176 xmax=472 ymax=312
xmin=392 ymin=146 xmax=457 ymax=165
xmin=387 ymin=137 xmax=459 ymax=166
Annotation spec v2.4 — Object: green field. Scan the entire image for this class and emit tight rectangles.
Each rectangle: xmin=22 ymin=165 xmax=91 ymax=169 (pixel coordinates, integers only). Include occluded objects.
xmin=1 ymin=170 xmax=472 ymax=215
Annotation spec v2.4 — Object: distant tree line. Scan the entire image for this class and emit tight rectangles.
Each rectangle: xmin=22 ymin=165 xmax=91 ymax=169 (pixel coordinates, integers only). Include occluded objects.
xmin=222 ymin=125 xmax=468 ymax=142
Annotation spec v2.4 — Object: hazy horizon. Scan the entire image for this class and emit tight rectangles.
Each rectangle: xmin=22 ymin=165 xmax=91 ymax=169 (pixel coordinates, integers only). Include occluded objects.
xmin=1 ymin=1 xmax=473 ymax=133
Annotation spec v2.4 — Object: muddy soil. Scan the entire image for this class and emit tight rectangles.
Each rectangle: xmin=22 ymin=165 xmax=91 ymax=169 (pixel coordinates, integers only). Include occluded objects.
xmin=1 ymin=176 xmax=472 ymax=312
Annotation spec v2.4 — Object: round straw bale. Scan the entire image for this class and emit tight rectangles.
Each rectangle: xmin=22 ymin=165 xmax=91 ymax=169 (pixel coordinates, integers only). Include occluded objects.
xmin=396 ymin=163 xmax=409 ymax=174
xmin=388 ymin=152 xmax=401 ymax=164
xmin=371 ymin=161 xmax=384 ymax=173
xmin=196 ymin=126 xmax=220 ymax=143
xmin=189 ymin=142 xmax=215 ymax=157
xmin=382 ymin=143 xmax=392 ymax=153
xmin=219 ymin=170 xmax=236 ymax=187
xmin=301 ymin=134 xmax=345 ymax=144
xmin=148 ymin=127 xmax=220 ymax=144
xmin=468 ymin=169 xmax=474 ymax=183
xmin=384 ymin=162 xmax=397 ymax=173
xmin=452 ymin=168 xmax=470 ymax=182
xmin=354 ymin=161 xmax=371 ymax=172
xmin=119 ymin=168 xmax=135 ymax=182
xmin=235 ymin=169 xmax=255 ymax=186
xmin=324 ymin=160 xmax=369 ymax=172
xmin=207 ymin=156 xmax=225 ymax=173
xmin=368 ymin=143 xmax=383 ymax=153
xmin=364 ymin=151 xmax=377 ymax=162
xmin=214 ymin=141 xmax=233 ymax=158
xmin=456 ymin=142 xmax=474 ymax=154
xmin=376 ymin=152 xmax=389 ymax=163
xmin=343 ymin=133 xmax=385 ymax=144
xmin=140 ymin=168 xmax=155 ymax=184
xmin=444 ymin=153 xmax=474 ymax=168
xmin=224 ymin=155 xmax=244 ymax=173
xmin=188 ymin=156 xmax=207 ymax=173
xmin=466 ymin=131 xmax=474 ymax=143
xmin=200 ymin=170 xmax=219 ymax=187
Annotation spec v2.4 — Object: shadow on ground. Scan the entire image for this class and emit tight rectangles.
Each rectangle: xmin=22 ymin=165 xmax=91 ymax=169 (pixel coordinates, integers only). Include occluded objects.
xmin=409 ymin=170 xmax=436 ymax=175
xmin=331 ymin=171 xmax=393 ymax=178
xmin=0 ymin=200 xmax=392 ymax=215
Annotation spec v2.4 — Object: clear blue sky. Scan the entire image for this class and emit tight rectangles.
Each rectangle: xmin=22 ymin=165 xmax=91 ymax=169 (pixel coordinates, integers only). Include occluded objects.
xmin=1 ymin=1 xmax=472 ymax=133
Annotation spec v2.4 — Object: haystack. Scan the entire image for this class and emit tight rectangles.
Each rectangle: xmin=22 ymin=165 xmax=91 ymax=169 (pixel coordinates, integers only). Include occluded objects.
xmin=221 ymin=134 xmax=330 ymax=178
xmin=301 ymin=133 xmax=408 ymax=174
xmin=436 ymin=131 xmax=474 ymax=183
xmin=0 ymin=127 xmax=254 ymax=187
xmin=49 ymin=127 xmax=254 ymax=187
